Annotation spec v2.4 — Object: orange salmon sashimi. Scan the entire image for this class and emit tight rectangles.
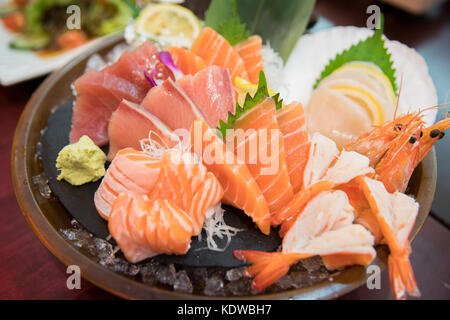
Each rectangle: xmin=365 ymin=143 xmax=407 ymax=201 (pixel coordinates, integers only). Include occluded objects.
xmin=190 ymin=119 xmax=271 ymax=234
xmin=94 ymin=148 xmax=162 ymax=220
xmin=234 ymin=35 xmax=264 ymax=84
xmin=109 ymin=193 xmax=195 ymax=263
xmin=276 ymin=102 xmax=311 ymax=193
xmin=148 ymin=150 xmax=223 ymax=235
xmin=235 ymin=190 xmax=376 ymax=291
xmin=192 ymin=27 xmax=249 ymax=81
xmin=167 ymin=46 xmax=207 ymax=75
xmin=228 ymin=98 xmax=294 ymax=214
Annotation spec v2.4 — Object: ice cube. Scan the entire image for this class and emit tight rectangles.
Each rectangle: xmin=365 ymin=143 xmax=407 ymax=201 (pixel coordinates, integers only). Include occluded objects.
xmin=173 ymin=270 xmax=193 ymax=294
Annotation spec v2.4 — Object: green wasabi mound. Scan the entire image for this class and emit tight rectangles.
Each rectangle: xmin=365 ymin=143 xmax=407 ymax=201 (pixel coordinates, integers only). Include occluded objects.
xmin=56 ymin=135 xmax=106 ymax=186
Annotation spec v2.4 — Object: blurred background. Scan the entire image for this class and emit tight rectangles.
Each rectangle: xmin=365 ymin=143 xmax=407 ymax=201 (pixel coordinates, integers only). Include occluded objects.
xmin=0 ymin=0 xmax=448 ymax=299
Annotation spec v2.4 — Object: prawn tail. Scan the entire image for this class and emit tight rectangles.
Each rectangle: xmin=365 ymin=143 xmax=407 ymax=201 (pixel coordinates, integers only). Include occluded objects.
xmin=234 ymin=250 xmax=308 ymax=291
xmin=388 ymin=254 xmax=420 ymax=300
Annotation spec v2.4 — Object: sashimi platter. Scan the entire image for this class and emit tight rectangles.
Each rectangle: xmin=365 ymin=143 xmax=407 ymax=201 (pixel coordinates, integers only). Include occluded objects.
xmin=15 ymin=0 xmax=448 ymax=299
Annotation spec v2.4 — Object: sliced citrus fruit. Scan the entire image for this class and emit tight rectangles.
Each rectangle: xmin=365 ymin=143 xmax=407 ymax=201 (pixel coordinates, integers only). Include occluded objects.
xmin=321 ymin=78 xmax=394 ymax=125
xmin=135 ymin=3 xmax=201 ymax=47
xmin=234 ymin=77 xmax=279 ymax=106
xmin=335 ymin=62 xmax=396 ymax=104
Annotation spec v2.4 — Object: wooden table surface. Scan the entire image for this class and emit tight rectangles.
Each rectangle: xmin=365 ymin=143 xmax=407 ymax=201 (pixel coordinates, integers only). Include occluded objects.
xmin=1 ymin=0 xmax=449 ymax=300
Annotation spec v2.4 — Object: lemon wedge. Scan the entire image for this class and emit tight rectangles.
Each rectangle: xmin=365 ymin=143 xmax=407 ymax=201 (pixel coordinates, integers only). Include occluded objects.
xmin=135 ymin=3 xmax=201 ymax=47
xmin=334 ymin=62 xmax=396 ymax=104
xmin=234 ymin=77 xmax=280 ymax=106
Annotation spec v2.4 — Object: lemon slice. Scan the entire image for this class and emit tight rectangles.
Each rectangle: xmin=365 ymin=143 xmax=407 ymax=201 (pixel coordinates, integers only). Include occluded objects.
xmin=335 ymin=62 xmax=396 ymax=104
xmin=234 ymin=77 xmax=279 ymax=106
xmin=135 ymin=4 xmax=201 ymax=47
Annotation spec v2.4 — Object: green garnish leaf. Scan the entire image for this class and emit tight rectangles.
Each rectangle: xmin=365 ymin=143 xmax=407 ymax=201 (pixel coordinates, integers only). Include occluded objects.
xmin=205 ymin=0 xmax=315 ymax=61
xmin=313 ymin=14 xmax=397 ymax=94
xmin=217 ymin=71 xmax=282 ymax=137
xmin=215 ymin=0 xmax=250 ymax=45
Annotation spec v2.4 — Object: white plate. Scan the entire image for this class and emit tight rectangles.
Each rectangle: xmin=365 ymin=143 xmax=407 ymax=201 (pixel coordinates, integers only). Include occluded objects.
xmin=0 ymin=20 xmax=108 ymax=86
xmin=283 ymin=26 xmax=438 ymax=126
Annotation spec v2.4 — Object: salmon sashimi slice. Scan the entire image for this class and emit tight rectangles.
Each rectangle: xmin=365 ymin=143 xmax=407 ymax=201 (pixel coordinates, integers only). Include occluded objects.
xmin=107 ymin=100 xmax=179 ymax=161
xmin=276 ymin=102 xmax=310 ymax=193
xmin=167 ymin=46 xmax=206 ymax=75
xmin=234 ymin=35 xmax=264 ymax=84
xmin=140 ymin=78 xmax=205 ymax=130
xmin=191 ymin=27 xmax=249 ymax=81
xmin=70 ymin=41 xmax=159 ymax=146
xmin=94 ymin=148 xmax=162 ymax=220
xmin=190 ymin=119 xmax=271 ymax=234
xmin=148 ymin=150 xmax=223 ymax=235
xmin=229 ymin=98 xmax=294 ymax=214
xmin=177 ymin=66 xmax=235 ymax=127
xmin=109 ymin=193 xmax=194 ymax=263
xmin=358 ymin=176 xmax=420 ymax=299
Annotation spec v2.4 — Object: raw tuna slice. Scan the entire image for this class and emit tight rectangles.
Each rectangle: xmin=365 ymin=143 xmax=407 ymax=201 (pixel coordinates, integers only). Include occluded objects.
xmin=106 ymin=41 xmax=158 ymax=91
xmin=140 ymin=78 xmax=205 ymax=130
xmin=177 ymin=66 xmax=235 ymax=127
xmin=70 ymin=70 xmax=148 ymax=145
xmin=70 ymin=41 xmax=158 ymax=146
xmin=107 ymin=100 xmax=179 ymax=161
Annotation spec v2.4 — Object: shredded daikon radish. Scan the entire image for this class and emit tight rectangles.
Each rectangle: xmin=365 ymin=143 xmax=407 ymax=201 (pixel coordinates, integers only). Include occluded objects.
xmin=140 ymin=130 xmax=189 ymax=158
xmin=197 ymin=203 xmax=242 ymax=252
xmin=261 ymin=42 xmax=289 ymax=99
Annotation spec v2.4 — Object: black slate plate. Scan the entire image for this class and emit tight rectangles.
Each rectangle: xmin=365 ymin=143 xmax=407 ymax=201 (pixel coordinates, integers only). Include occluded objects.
xmin=40 ymin=101 xmax=281 ymax=268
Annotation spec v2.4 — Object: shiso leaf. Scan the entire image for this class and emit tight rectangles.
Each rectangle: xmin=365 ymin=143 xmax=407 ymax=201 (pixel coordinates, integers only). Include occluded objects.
xmin=208 ymin=0 xmax=250 ymax=45
xmin=206 ymin=0 xmax=315 ymax=62
xmin=217 ymin=71 xmax=283 ymax=137
xmin=313 ymin=14 xmax=397 ymax=95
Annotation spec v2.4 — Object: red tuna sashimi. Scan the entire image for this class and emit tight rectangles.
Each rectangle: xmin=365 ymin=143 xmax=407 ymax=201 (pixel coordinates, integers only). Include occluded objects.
xmin=107 ymin=100 xmax=179 ymax=160
xmin=140 ymin=78 xmax=204 ymax=130
xmin=70 ymin=41 xmax=158 ymax=146
xmin=106 ymin=41 xmax=157 ymax=91
xmin=70 ymin=70 xmax=149 ymax=145
xmin=177 ymin=66 xmax=235 ymax=127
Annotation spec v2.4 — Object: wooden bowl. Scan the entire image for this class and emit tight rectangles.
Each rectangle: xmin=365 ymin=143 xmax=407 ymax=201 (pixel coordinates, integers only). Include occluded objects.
xmin=11 ymin=34 xmax=437 ymax=299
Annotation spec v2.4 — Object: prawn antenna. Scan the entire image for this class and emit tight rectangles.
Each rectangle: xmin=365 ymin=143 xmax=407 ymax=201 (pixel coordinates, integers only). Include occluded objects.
xmin=394 ymin=73 xmax=404 ymax=120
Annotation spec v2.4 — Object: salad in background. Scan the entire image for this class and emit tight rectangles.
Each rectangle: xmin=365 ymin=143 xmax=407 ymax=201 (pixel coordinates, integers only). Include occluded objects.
xmin=0 ymin=0 xmax=137 ymax=51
